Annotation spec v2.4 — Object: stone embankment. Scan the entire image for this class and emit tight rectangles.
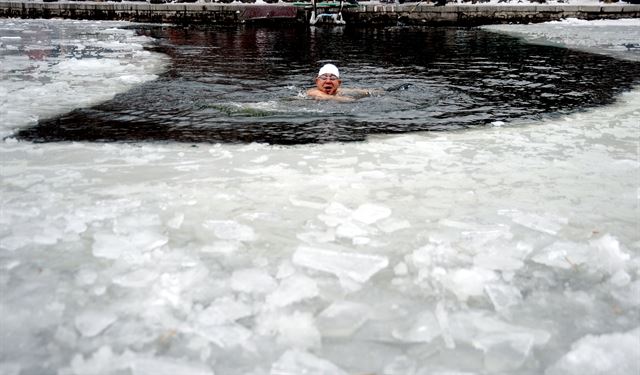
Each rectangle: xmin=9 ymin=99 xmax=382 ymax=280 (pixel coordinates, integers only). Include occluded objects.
xmin=0 ymin=1 xmax=639 ymax=25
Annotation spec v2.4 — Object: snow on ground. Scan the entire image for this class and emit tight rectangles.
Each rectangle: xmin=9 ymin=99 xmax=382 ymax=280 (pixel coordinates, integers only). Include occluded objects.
xmin=1 ymin=18 xmax=639 ymax=375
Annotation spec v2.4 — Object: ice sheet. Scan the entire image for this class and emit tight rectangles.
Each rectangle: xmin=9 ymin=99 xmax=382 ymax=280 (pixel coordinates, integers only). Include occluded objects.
xmin=0 ymin=19 xmax=167 ymax=138
xmin=1 ymin=18 xmax=639 ymax=375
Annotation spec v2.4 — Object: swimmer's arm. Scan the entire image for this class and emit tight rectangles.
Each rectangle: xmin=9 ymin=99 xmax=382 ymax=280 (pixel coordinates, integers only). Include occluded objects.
xmin=340 ymin=88 xmax=383 ymax=97
xmin=306 ymin=89 xmax=355 ymax=102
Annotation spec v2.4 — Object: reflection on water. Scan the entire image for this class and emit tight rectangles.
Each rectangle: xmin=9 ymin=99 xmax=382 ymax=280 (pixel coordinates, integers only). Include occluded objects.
xmin=17 ymin=25 xmax=640 ymax=144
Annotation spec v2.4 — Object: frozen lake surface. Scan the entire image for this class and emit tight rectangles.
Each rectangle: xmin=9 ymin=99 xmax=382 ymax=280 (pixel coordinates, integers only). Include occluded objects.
xmin=1 ymin=18 xmax=639 ymax=375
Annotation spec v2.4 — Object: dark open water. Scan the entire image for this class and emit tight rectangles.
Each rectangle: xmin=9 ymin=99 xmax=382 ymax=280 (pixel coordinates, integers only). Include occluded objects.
xmin=17 ymin=25 xmax=640 ymax=144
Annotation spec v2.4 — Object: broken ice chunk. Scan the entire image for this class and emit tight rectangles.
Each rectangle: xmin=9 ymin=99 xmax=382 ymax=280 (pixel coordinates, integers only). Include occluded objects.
xmin=391 ymin=311 xmax=441 ymax=343
xmin=74 ymin=310 xmax=117 ymax=337
xmin=531 ymin=241 xmax=591 ymax=270
xmin=270 ymin=350 xmax=348 ymax=375
xmin=266 ymin=274 xmax=319 ymax=307
xmin=202 ymin=220 xmax=255 ymax=242
xmin=609 ymin=270 xmax=631 ymax=287
xmin=131 ymin=356 xmax=214 ymax=375
xmin=382 ymin=355 xmax=417 ymax=375
xmin=393 ymin=262 xmax=409 ymax=276
xmin=276 ymin=311 xmax=321 ymax=349
xmin=545 ymin=328 xmax=640 ymax=375
xmin=444 ymin=268 xmax=498 ymax=302
xmin=167 ymin=213 xmax=184 ymax=229
xmin=112 ymin=269 xmax=158 ymax=288
xmin=435 ymin=302 xmax=456 ymax=349
xmin=589 ymin=234 xmax=630 ymax=274
xmin=92 ymin=233 xmax=127 ymax=259
xmin=70 ymin=346 xmax=121 ymax=375
xmin=484 ymin=284 xmax=523 ymax=313
xmin=230 ymin=268 xmax=277 ymax=294
xmin=317 ymin=202 xmax=352 ymax=227
xmin=200 ymin=240 xmax=240 ymax=255
xmin=351 ymin=203 xmax=392 ymax=225
xmin=196 ymin=323 xmax=252 ymax=349
xmin=503 ymin=211 xmax=568 ymax=235
xmin=197 ymin=297 xmax=253 ymax=326
xmin=75 ymin=269 xmax=98 ymax=286
xmin=92 ymin=231 xmax=168 ymax=260
xmin=473 ymin=252 xmax=524 ymax=271
xmin=473 ymin=332 xmax=535 ymax=372
xmin=316 ymin=300 xmax=371 ymax=337
xmin=335 ymin=221 xmax=368 ymax=239
xmin=611 ymin=280 xmax=640 ymax=308
xmin=377 ymin=218 xmax=411 ymax=234
xmin=292 ymin=246 xmax=389 ymax=285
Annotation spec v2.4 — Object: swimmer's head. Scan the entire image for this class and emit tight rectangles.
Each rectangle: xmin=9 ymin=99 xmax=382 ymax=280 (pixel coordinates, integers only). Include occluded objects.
xmin=318 ymin=63 xmax=340 ymax=78
xmin=315 ymin=63 xmax=342 ymax=95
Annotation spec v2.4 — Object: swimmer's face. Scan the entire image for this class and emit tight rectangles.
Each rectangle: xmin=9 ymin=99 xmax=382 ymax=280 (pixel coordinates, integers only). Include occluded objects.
xmin=315 ymin=74 xmax=341 ymax=95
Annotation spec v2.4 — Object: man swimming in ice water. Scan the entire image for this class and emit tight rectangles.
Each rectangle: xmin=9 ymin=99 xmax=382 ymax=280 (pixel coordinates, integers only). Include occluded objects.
xmin=306 ymin=63 xmax=374 ymax=102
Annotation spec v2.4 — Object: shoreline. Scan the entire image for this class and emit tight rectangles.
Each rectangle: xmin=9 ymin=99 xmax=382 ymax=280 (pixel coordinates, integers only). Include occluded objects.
xmin=1 ymin=1 xmax=639 ymax=25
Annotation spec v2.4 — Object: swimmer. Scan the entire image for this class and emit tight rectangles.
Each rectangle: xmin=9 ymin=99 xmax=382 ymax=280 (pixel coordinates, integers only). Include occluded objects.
xmin=306 ymin=63 xmax=376 ymax=102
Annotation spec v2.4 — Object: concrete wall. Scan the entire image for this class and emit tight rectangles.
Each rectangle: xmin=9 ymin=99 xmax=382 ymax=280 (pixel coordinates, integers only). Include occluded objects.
xmin=0 ymin=1 xmax=638 ymax=25
xmin=347 ymin=3 xmax=640 ymax=25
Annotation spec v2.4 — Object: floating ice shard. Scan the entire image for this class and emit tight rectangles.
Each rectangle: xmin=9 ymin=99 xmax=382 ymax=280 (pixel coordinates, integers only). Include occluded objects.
xmin=318 ymin=202 xmax=352 ymax=227
xmin=392 ymin=310 xmax=441 ymax=343
xmin=201 ymin=240 xmax=240 ymax=255
xmin=382 ymin=355 xmax=417 ymax=375
xmin=91 ymin=233 xmax=127 ymax=259
xmin=75 ymin=269 xmax=98 ymax=286
xmin=484 ymin=284 xmax=523 ymax=313
xmin=435 ymin=301 xmax=456 ymax=349
xmin=266 ymin=274 xmax=319 ymax=307
xmin=91 ymin=231 xmax=168 ymax=260
xmin=131 ymin=356 xmax=214 ymax=375
xmin=197 ymin=297 xmax=253 ymax=326
xmin=276 ymin=311 xmax=321 ymax=349
xmin=202 ymin=220 xmax=256 ymax=242
xmin=444 ymin=268 xmax=498 ymax=302
xmin=377 ymin=218 xmax=411 ymax=234
xmin=473 ymin=332 xmax=535 ymax=372
xmin=473 ymin=252 xmax=524 ymax=271
xmin=292 ymin=246 xmax=389 ymax=285
xmin=335 ymin=221 xmax=368 ymax=239
xmin=270 ymin=350 xmax=348 ymax=375
xmin=451 ymin=310 xmax=551 ymax=348
xmin=74 ymin=310 xmax=117 ymax=337
xmin=589 ymin=234 xmax=630 ymax=274
xmin=352 ymin=203 xmax=392 ymax=225
xmin=501 ymin=211 xmax=568 ymax=235
xmin=0 ymin=235 xmax=31 ymax=251
xmin=532 ymin=235 xmax=630 ymax=275
xmin=316 ymin=300 xmax=371 ymax=337
xmin=611 ymin=280 xmax=640 ymax=308
xmin=69 ymin=346 xmax=122 ymax=375
xmin=545 ymin=328 xmax=640 ymax=375
xmin=531 ymin=241 xmax=591 ymax=269
xmin=167 ymin=213 xmax=184 ymax=229
xmin=196 ymin=323 xmax=252 ymax=349
xmin=112 ymin=269 xmax=159 ymax=288
xmin=230 ymin=268 xmax=277 ymax=295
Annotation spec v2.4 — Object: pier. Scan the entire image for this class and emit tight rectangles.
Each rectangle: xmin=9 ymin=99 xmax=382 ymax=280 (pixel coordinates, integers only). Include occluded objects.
xmin=0 ymin=1 xmax=639 ymax=25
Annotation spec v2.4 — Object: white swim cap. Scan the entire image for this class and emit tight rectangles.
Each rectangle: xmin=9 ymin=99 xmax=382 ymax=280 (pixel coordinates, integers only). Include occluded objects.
xmin=318 ymin=63 xmax=340 ymax=78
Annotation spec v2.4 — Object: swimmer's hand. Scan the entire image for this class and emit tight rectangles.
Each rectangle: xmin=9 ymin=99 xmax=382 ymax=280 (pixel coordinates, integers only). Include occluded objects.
xmin=385 ymin=83 xmax=413 ymax=92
